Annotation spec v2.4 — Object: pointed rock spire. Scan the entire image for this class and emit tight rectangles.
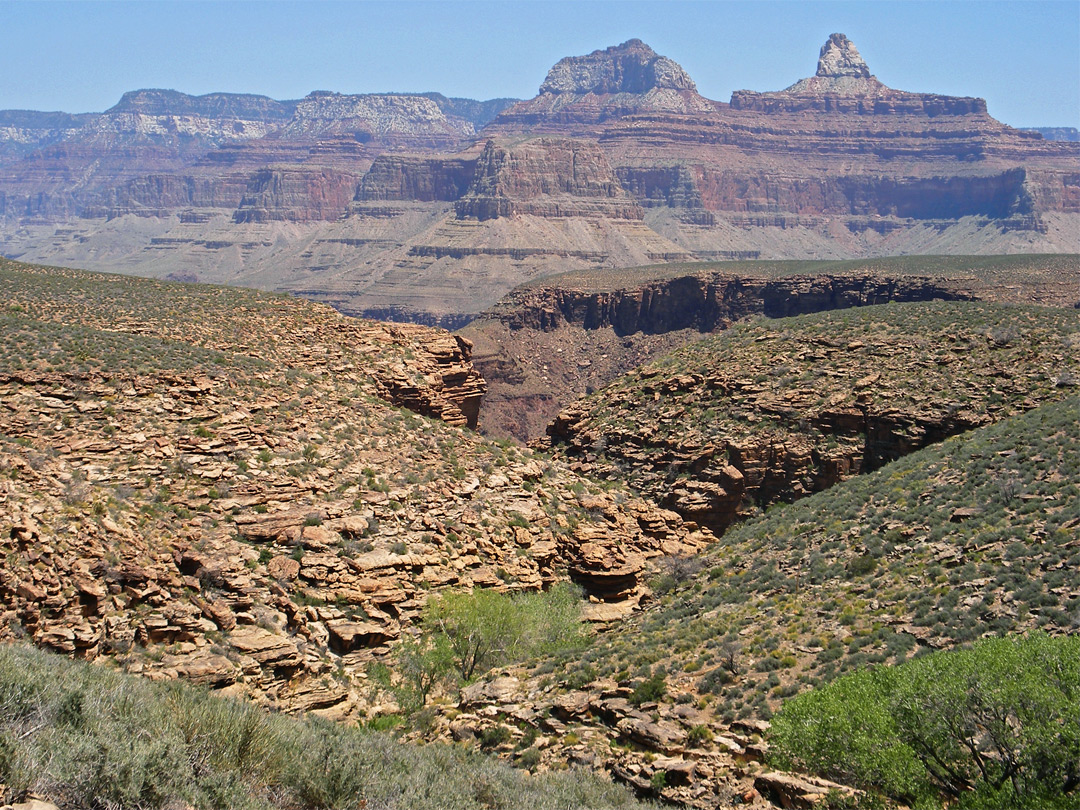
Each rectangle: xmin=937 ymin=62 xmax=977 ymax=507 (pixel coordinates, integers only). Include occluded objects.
xmin=816 ymin=33 xmax=871 ymax=78
xmin=775 ymin=32 xmax=884 ymax=94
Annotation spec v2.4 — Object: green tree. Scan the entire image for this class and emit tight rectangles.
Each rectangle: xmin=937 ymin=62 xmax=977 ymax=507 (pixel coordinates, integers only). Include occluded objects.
xmin=395 ymin=632 xmax=455 ymax=709
xmin=769 ymin=666 xmax=926 ymax=802
xmin=426 ymin=588 xmax=518 ymax=681
xmin=422 ymin=583 xmax=586 ymax=682
xmin=770 ymin=632 xmax=1080 ymax=809
xmin=889 ymin=632 xmax=1080 ymax=806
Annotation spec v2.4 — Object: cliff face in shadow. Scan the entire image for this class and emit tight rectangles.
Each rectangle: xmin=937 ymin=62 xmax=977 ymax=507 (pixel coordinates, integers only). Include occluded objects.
xmin=462 ymin=255 xmax=1080 ymax=442
xmin=495 ymin=271 xmax=975 ymax=335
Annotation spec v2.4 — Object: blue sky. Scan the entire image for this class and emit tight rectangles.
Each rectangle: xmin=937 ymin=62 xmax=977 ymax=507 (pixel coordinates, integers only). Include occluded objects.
xmin=3 ymin=1 xmax=1078 ymax=128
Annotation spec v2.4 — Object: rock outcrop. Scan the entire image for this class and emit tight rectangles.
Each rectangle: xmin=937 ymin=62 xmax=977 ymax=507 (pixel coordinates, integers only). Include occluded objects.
xmin=106 ymin=88 xmax=298 ymax=121
xmin=812 ymin=33 xmax=871 ymax=80
xmin=730 ymin=32 xmax=987 ymax=115
xmin=357 ymin=154 xmax=478 ymax=202
xmin=488 ymin=40 xmax=717 ymax=136
xmin=278 ymin=91 xmax=475 ymax=145
xmin=0 ymin=259 xmax=708 ymax=724
xmin=539 ymin=39 xmax=697 ymax=95
xmin=232 ymin=167 xmax=363 ymax=223
xmin=542 ymin=301 xmax=1080 ymax=534
xmin=494 ymin=271 xmax=975 ymax=335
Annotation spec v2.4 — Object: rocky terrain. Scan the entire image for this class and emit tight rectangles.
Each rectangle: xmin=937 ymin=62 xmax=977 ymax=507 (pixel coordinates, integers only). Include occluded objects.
xmin=2 ymin=30 xmax=1080 ymax=809
xmin=543 ymin=300 xmax=1080 ymax=534
xmin=1 ymin=34 xmax=1076 ymax=323
xmin=0 ymin=258 xmax=708 ymax=726
xmin=435 ymin=395 xmax=1079 ymax=807
xmin=1 ymin=254 xmax=1078 ymax=809
xmin=462 ymin=254 xmax=1080 ymax=440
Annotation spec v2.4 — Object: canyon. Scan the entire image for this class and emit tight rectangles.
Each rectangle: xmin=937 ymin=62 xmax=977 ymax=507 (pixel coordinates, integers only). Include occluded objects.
xmin=3 ymin=256 xmax=1076 ymax=809
xmin=1 ymin=34 xmax=1077 ymax=324
xmin=2 ymin=27 xmax=1079 ymax=810
xmin=463 ymin=254 xmax=1080 ymax=440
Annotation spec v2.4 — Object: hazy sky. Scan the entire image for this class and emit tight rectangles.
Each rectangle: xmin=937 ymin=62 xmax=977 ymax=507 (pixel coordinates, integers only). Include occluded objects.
xmin=3 ymin=1 xmax=1078 ymax=128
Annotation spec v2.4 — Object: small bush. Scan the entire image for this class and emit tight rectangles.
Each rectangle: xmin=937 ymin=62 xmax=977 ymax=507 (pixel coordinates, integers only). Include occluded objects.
xmin=629 ymin=672 xmax=667 ymax=707
xmin=687 ymin=724 xmax=713 ymax=747
xmin=518 ymin=747 xmax=541 ymax=771
xmin=697 ymin=667 xmax=733 ymax=694
xmin=479 ymin=724 xmax=511 ymax=750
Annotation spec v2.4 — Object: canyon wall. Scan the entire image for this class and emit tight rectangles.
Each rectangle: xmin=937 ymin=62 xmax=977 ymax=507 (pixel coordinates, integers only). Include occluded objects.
xmin=495 ymin=272 xmax=977 ymax=335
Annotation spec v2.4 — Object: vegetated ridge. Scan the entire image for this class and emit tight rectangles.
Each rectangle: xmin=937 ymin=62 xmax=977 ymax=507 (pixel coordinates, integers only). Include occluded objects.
xmin=431 ymin=395 xmax=1079 ymax=807
xmin=0 ymin=642 xmax=652 ymax=810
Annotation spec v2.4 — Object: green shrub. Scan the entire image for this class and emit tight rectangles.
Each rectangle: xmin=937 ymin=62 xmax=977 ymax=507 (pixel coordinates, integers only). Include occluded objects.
xmin=421 ymin=583 xmax=586 ymax=682
xmin=687 ymin=724 xmax=713 ymax=747
xmin=770 ymin=632 xmax=1080 ymax=808
xmin=518 ymin=747 xmax=541 ymax=771
xmin=629 ymin=672 xmax=667 ymax=707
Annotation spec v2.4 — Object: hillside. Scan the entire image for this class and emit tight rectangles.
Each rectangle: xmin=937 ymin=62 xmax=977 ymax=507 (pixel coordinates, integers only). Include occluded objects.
xmin=430 ymin=396 xmax=1079 ymax=807
xmin=462 ymin=253 xmax=1080 ymax=440
xmin=0 ymin=258 xmax=705 ymax=726
xmin=1 ymin=254 xmax=1078 ymax=809
xmin=544 ymin=300 xmax=1080 ymax=534
xmin=0 ymin=643 xmax=650 ymax=810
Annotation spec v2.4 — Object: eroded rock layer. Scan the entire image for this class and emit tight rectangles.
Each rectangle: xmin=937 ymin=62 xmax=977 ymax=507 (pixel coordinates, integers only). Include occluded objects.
xmin=0 ymin=258 xmax=707 ymax=723
xmin=542 ymin=301 xmax=1080 ymax=535
xmin=463 ymin=254 xmax=1080 ymax=441
xmin=0 ymin=34 xmax=1077 ymax=321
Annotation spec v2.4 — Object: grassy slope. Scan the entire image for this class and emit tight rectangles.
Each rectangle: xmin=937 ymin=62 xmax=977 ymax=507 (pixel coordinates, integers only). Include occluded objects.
xmin=550 ymin=396 xmax=1079 ymax=719
xmin=0 ymin=644 xmax=650 ymax=810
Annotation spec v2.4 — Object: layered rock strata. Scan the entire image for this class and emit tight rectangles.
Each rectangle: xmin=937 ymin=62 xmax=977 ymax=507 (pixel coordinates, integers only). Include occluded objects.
xmin=0 ymin=34 xmax=1077 ymax=322
xmin=0 ymin=259 xmax=707 ymax=723
xmin=542 ymin=301 xmax=1080 ymax=534
xmin=454 ymin=139 xmax=644 ymax=221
